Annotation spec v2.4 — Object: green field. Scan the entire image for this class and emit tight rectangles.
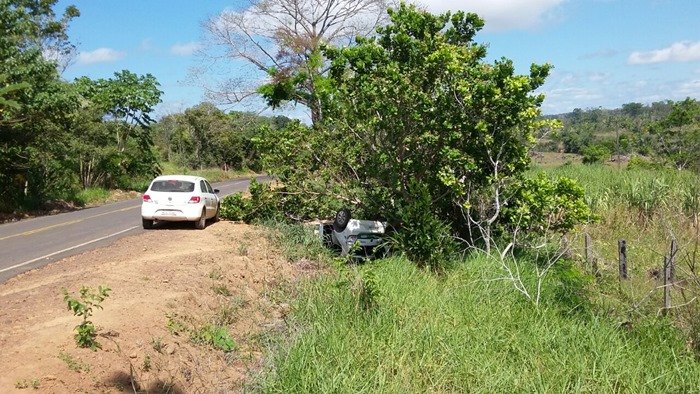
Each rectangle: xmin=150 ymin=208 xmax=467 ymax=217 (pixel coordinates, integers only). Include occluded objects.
xmin=253 ymin=163 xmax=700 ymax=393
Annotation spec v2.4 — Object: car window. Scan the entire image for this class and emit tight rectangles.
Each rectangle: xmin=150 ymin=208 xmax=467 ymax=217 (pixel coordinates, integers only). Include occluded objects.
xmin=150 ymin=180 xmax=195 ymax=192
xmin=204 ymin=181 xmax=214 ymax=194
xmin=200 ymin=180 xmax=209 ymax=194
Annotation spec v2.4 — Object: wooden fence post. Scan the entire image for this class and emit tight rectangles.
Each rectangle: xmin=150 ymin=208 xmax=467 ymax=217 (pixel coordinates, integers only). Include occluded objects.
xmin=663 ymin=255 xmax=672 ymax=315
xmin=585 ymin=233 xmax=592 ymax=269
xmin=585 ymin=233 xmax=599 ymax=277
xmin=669 ymin=238 xmax=677 ymax=282
xmin=618 ymin=239 xmax=628 ymax=280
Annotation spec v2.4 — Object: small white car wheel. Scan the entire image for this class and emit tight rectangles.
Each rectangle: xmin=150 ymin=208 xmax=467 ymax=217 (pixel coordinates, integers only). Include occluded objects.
xmin=195 ymin=208 xmax=206 ymax=229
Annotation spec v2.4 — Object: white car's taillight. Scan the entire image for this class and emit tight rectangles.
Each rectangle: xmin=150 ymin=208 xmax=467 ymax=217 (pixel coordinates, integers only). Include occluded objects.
xmin=188 ymin=196 xmax=201 ymax=204
xmin=142 ymin=194 xmax=152 ymax=202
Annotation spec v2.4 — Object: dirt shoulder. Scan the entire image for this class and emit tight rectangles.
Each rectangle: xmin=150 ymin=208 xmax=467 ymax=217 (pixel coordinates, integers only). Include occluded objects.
xmin=0 ymin=221 xmax=311 ymax=393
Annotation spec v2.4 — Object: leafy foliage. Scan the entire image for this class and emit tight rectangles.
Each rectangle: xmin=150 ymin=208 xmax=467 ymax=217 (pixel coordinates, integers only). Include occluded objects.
xmin=581 ymin=144 xmax=610 ymax=164
xmin=62 ymin=285 xmax=111 ymax=350
xmin=256 ymin=4 xmax=566 ymax=255
xmin=190 ymin=324 xmax=237 ymax=352
xmin=502 ymin=174 xmax=592 ymax=242
xmin=388 ymin=182 xmax=457 ymax=270
xmin=219 ymin=178 xmax=285 ymax=223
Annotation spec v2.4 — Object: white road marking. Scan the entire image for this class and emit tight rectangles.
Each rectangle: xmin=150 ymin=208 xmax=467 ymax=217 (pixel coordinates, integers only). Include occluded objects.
xmin=0 ymin=226 xmax=139 ymax=274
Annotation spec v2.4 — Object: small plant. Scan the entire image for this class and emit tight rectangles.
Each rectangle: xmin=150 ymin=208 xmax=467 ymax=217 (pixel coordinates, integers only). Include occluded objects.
xmin=214 ymin=304 xmax=239 ymax=326
xmin=190 ymin=324 xmax=237 ymax=352
xmin=237 ymin=243 xmax=249 ymax=256
xmin=151 ymin=336 xmax=165 ymax=353
xmin=14 ymin=379 xmax=39 ymax=389
xmin=208 ymin=267 xmax=223 ymax=280
xmin=58 ymin=351 xmax=90 ymax=372
xmin=212 ymin=284 xmax=232 ymax=296
xmin=62 ymin=285 xmax=111 ymax=350
xmin=142 ymin=355 xmax=152 ymax=372
xmin=166 ymin=313 xmax=187 ymax=335
xmin=353 ymin=268 xmax=380 ymax=313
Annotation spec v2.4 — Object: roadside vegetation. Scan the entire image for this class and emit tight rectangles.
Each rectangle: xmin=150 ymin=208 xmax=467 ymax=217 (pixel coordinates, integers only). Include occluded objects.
xmin=0 ymin=1 xmax=286 ymax=216
xmin=4 ymin=0 xmax=700 ymax=391
xmin=213 ymin=3 xmax=700 ymax=392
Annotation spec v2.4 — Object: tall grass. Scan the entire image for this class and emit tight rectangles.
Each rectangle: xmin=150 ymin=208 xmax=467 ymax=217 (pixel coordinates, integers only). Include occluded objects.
xmin=257 ymin=256 xmax=700 ymax=392
xmin=536 ymin=163 xmax=700 ymax=356
xmin=72 ymin=187 xmax=111 ymax=206
xmin=536 ymin=164 xmax=699 ymax=217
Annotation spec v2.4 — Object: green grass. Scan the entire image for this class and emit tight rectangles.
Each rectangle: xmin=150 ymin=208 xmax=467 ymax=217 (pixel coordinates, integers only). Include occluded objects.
xmin=72 ymin=187 xmax=111 ymax=206
xmin=257 ymin=256 xmax=700 ymax=393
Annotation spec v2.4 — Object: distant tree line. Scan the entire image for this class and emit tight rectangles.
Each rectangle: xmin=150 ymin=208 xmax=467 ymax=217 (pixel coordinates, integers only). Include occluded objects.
xmin=152 ymin=103 xmax=291 ymax=172
xmin=542 ymin=99 xmax=700 ymax=170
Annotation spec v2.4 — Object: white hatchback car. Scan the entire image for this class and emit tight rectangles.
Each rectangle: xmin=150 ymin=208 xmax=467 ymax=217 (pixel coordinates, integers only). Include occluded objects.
xmin=141 ymin=175 xmax=220 ymax=229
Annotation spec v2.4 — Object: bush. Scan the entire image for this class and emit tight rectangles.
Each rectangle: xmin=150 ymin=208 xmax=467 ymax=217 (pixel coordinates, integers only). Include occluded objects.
xmin=502 ymin=173 xmax=593 ymax=238
xmin=219 ymin=178 xmax=284 ymax=223
xmin=389 ymin=182 xmax=457 ymax=271
xmin=582 ymin=145 xmax=610 ymax=164
xmin=220 ymin=193 xmax=250 ymax=221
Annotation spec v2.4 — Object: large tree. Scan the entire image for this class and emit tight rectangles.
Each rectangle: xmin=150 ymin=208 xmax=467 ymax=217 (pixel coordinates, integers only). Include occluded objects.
xmin=0 ymin=0 xmax=80 ymax=210
xmin=258 ymin=4 xmax=569 ymax=255
xmin=198 ymin=0 xmax=391 ymax=125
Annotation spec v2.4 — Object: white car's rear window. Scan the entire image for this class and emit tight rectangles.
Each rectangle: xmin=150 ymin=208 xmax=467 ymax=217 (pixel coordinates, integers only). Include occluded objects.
xmin=150 ymin=180 xmax=195 ymax=192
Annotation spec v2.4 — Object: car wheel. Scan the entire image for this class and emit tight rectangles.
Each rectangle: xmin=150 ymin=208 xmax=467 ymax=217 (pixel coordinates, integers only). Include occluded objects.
xmin=333 ymin=208 xmax=351 ymax=232
xmin=213 ymin=203 xmax=220 ymax=223
xmin=195 ymin=208 xmax=207 ymax=229
xmin=142 ymin=218 xmax=154 ymax=230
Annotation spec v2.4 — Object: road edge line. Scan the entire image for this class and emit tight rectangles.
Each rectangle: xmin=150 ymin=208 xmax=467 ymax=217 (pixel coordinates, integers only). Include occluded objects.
xmin=0 ymin=226 xmax=139 ymax=274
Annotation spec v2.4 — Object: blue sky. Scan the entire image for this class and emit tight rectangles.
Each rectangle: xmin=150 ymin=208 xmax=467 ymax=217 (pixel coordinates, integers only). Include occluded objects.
xmin=56 ymin=0 xmax=700 ymax=119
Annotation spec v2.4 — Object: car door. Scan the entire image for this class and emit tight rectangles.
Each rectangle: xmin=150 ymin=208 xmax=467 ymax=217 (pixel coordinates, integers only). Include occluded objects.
xmin=199 ymin=180 xmax=214 ymax=217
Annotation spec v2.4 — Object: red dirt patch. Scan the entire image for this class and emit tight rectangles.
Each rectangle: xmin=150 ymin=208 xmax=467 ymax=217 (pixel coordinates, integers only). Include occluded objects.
xmin=0 ymin=221 xmax=308 ymax=392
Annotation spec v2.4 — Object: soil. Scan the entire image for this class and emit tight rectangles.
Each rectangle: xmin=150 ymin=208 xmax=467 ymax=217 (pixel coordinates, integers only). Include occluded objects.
xmin=0 ymin=221 xmax=318 ymax=393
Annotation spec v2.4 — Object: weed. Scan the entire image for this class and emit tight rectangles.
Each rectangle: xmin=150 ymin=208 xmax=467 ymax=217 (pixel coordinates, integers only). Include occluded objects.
xmin=190 ymin=324 xmax=237 ymax=352
xmin=212 ymin=284 xmax=232 ymax=297
xmin=73 ymin=187 xmax=110 ymax=206
xmin=208 ymin=268 xmax=223 ymax=280
xmin=353 ymin=268 xmax=379 ymax=312
xmin=151 ymin=336 xmax=165 ymax=353
xmin=214 ymin=304 xmax=239 ymax=326
xmin=166 ymin=313 xmax=187 ymax=335
xmin=62 ymin=285 xmax=111 ymax=350
xmin=58 ymin=351 xmax=90 ymax=373
xmin=142 ymin=355 xmax=152 ymax=372
xmin=238 ymin=243 xmax=249 ymax=256
xmin=14 ymin=379 xmax=39 ymax=389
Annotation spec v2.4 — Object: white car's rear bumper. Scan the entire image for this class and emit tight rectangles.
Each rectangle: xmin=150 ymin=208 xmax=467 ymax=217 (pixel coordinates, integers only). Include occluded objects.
xmin=141 ymin=203 xmax=203 ymax=222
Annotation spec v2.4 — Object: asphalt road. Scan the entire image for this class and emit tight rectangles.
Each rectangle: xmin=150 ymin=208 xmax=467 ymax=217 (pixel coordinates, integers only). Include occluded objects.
xmin=0 ymin=176 xmax=269 ymax=283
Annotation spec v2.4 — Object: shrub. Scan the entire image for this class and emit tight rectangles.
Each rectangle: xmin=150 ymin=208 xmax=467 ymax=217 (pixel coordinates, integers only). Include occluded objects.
xmin=219 ymin=178 xmax=284 ymax=223
xmin=582 ymin=144 xmax=610 ymax=164
xmin=62 ymin=285 xmax=111 ymax=350
xmin=389 ymin=182 xmax=457 ymax=271
xmin=502 ymin=174 xmax=593 ymax=239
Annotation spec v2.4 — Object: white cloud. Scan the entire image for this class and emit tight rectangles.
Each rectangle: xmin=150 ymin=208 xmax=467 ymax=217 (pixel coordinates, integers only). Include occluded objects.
xmin=411 ymin=0 xmax=566 ymax=31
xmin=628 ymin=41 xmax=700 ymax=65
xmin=547 ymin=87 xmax=601 ymax=101
xmin=140 ymin=39 xmax=154 ymax=52
xmin=579 ymin=49 xmax=618 ymax=60
xmin=77 ymin=48 xmax=125 ymax=65
xmin=170 ymin=42 xmax=203 ymax=56
xmin=588 ymin=72 xmax=609 ymax=82
xmin=678 ymin=79 xmax=700 ymax=96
